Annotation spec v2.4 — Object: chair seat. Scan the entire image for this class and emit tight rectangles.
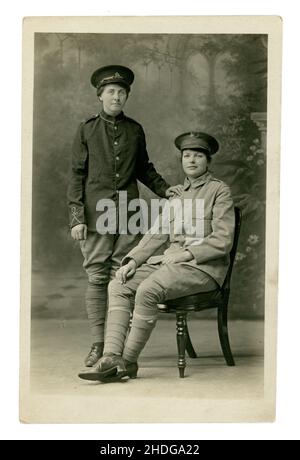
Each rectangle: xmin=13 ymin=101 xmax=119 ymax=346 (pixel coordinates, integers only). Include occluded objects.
xmin=158 ymin=288 xmax=223 ymax=312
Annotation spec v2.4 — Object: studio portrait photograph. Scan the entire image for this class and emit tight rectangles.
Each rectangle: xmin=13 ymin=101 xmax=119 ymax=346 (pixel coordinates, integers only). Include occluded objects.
xmin=20 ymin=16 xmax=281 ymax=423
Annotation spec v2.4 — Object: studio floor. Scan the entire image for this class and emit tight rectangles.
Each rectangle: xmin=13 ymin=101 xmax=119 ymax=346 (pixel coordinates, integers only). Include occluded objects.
xmin=24 ymin=317 xmax=266 ymax=423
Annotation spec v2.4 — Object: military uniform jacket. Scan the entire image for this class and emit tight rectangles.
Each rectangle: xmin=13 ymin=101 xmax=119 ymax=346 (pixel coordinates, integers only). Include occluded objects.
xmin=123 ymin=172 xmax=235 ymax=286
xmin=67 ymin=109 xmax=169 ymax=230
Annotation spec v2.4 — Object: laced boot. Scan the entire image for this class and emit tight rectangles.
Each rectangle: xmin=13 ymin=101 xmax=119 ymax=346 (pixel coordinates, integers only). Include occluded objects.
xmin=79 ymin=354 xmax=138 ymax=381
xmin=84 ymin=342 xmax=104 ymax=367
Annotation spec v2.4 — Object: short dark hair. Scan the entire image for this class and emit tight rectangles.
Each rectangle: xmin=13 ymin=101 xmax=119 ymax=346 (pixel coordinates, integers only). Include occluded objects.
xmin=97 ymin=82 xmax=130 ymax=98
xmin=181 ymin=148 xmax=212 ymax=163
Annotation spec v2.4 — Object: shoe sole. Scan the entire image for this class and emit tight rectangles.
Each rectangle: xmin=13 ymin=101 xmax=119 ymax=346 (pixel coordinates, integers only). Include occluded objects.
xmin=78 ymin=366 xmax=128 ymax=382
xmin=101 ymin=369 xmax=138 ymax=383
xmin=100 ymin=372 xmax=130 ymax=383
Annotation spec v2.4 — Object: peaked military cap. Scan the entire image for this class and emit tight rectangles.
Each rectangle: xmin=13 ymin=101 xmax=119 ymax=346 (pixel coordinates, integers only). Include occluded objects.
xmin=91 ymin=65 xmax=134 ymax=90
xmin=175 ymin=131 xmax=219 ymax=155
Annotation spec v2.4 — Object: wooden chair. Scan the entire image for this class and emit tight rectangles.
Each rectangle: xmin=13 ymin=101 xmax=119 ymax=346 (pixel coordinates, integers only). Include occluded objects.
xmin=158 ymin=207 xmax=242 ymax=378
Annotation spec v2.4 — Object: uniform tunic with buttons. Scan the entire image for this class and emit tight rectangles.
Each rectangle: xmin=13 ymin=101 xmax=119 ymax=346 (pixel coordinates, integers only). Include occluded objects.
xmin=122 ymin=171 xmax=235 ymax=286
xmin=67 ymin=109 xmax=169 ymax=231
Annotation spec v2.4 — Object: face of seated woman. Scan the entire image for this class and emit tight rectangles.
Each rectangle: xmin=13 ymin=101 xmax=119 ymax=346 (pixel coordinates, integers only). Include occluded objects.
xmin=181 ymin=149 xmax=210 ymax=179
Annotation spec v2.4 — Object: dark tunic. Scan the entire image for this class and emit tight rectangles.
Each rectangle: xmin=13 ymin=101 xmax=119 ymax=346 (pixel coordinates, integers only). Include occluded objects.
xmin=67 ymin=109 xmax=169 ymax=231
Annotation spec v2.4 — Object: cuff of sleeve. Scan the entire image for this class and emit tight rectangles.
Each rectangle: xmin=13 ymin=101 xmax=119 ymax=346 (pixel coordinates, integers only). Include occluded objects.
xmin=121 ymin=256 xmax=137 ymax=267
xmin=186 ymin=246 xmax=200 ymax=264
xmin=69 ymin=205 xmax=86 ymax=229
xmin=122 ymin=252 xmax=146 ymax=267
xmin=159 ymin=183 xmax=170 ymax=198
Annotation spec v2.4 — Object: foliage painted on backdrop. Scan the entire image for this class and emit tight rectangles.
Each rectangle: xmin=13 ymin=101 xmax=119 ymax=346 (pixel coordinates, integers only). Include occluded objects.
xmin=32 ymin=33 xmax=267 ymax=318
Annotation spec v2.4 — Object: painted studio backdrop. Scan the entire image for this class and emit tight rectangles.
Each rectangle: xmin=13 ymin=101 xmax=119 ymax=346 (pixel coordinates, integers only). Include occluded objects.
xmin=32 ymin=33 xmax=267 ymax=320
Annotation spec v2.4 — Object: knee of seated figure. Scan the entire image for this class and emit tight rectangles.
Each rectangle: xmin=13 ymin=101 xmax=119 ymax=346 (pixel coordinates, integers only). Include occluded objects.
xmin=135 ymin=278 xmax=164 ymax=305
xmin=108 ymin=278 xmax=130 ymax=297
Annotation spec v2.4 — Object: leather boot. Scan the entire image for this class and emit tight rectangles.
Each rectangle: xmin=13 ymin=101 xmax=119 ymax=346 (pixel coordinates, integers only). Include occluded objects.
xmin=84 ymin=342 xmax=104 ymax=367
xmin=78 ymin=354 xmax=138 ymax=382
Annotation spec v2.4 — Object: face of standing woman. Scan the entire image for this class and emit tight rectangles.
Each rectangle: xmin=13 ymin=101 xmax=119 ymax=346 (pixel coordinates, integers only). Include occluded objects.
xmin=99 ymin=84 xmax=128 ymax=116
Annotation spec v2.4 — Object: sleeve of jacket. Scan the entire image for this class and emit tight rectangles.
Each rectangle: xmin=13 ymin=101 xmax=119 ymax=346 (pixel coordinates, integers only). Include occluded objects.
xmin=122 ymin=199 xmax=170 ymax=266
xmin=122 ymin=232 xmax=169 ymax=268
xmin=67 ymin=123 xmax=88 ymax=229
xmin=187 ymin=184 xmax=235 ymax=264
xmin=136 ymin=126 xmax=170 ymax=198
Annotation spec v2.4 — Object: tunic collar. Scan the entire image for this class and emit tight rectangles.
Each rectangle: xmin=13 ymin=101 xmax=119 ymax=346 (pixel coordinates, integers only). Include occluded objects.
xmin=183 ymin=171 xmax=212 ymax=190
xmin=99 ymin=108 xmax=125 ymax=124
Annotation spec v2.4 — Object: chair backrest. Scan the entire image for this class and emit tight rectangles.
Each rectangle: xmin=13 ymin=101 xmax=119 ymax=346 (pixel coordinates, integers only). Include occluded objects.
xmin=221 ymin=207 xmax=242 ymax=292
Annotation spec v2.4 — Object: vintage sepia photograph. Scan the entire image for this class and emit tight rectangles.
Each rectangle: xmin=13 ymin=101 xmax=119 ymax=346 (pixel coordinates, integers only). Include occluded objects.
xmin=20 ymin=16 xmax=281 ymax=423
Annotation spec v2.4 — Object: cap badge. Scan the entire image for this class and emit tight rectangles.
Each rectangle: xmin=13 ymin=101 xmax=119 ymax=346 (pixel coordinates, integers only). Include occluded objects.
xmin=101 ymin=72 xmax=124 ymax=84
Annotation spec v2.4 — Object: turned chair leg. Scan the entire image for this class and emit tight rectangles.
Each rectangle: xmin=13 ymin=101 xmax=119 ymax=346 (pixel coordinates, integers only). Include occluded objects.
xmin=185 ymin=322 xmax=197 ymax=358
xmin=176 ymin=312 xmax=188 ymax=377
xmin=218 ymin=306 xmax=235 ymax=366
